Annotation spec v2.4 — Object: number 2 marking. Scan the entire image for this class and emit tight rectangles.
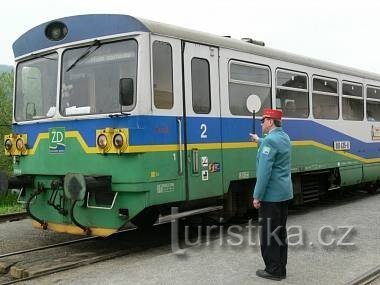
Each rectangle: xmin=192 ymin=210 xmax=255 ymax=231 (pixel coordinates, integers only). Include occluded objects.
xmin=200 ymin=124 xmax=208 ymax=138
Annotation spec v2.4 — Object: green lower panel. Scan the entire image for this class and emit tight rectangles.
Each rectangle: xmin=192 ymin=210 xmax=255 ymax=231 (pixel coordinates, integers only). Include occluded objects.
xmin=187 ymin=148 xmax=223 ymax=200
xmin=27 ymin=189 xmax=149 ymax=229
xmin=144 ymin=179 xmax=185 ymax=205
xmin=339 ymin=165 xmax=363 ymax=186
xmin=16 ymin=139 xmax=181 ymax=184
xmin=363 ymin=163 xmax=380 ymax=183
xmin=221 ymin=144 xmax=361 ymax=193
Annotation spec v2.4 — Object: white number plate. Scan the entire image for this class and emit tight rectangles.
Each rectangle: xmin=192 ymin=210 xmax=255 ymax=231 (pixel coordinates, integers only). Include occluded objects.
xmin=333 ymin=141 xmax=350 ymax=151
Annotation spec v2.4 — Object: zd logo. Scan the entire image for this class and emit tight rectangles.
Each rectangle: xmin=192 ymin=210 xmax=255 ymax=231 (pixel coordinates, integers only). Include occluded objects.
xmin=49 ymin=127 xmax=66 ymax=153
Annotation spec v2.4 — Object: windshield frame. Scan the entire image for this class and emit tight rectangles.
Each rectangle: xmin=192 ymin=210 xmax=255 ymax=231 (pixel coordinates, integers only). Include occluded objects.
xmin=59 ymin=38 xmax=138 ymax=117
xmin=14 ymin=52 xmax=59 ymax=122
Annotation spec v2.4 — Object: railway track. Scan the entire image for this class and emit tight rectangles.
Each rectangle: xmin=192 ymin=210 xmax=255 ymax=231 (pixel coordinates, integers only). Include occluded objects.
xmin=346 ymin=266 xmax=380 ymax=285
xmin=0 ymin=223 xmax=174 ymax=284
xmin=0 ymin=235 xmax=100 ymax=259
xmin=0 ymin=190 xmax=377 ymax=284
xmin=0 ymin=213 xmax=27 ymax=224
xmin=0 ymin=206 xmax=224 ymax=284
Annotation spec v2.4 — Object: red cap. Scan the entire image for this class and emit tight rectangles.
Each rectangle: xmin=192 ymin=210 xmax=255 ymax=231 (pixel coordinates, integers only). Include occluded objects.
xmin=262 ymin=108 xmax=282 ymax=120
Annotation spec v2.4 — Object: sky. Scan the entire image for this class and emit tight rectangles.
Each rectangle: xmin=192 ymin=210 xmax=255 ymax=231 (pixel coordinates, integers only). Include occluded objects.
xmin=1 ymin=0 xmax=380 ymax=73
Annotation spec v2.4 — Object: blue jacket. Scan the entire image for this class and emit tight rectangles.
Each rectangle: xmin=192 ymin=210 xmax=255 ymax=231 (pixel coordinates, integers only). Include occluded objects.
xmin=253 ymin=127 xmax=293 ymax=202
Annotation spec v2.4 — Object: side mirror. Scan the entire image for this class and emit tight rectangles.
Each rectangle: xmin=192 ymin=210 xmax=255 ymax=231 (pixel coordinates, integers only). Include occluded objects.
xmin=119 ymin=78 xmax=134 ymax=106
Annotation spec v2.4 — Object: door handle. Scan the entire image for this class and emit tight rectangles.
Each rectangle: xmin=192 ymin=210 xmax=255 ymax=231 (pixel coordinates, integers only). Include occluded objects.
xmin=192 ymin=149 xmax=199 ymax=174
xmin=177 ymin=117 xmax=183 ymax=175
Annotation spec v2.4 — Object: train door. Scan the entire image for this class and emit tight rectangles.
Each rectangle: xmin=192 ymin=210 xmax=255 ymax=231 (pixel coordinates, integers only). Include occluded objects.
xmin=150 ymin=36 xmax=186 ymax=203
xmin=183 ymin=42 xmax=223 ymax=200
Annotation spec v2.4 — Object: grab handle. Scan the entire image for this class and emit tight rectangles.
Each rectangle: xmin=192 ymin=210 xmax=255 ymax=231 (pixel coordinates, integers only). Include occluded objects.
xmin=177 ymin=117 xmax=183 ymax=175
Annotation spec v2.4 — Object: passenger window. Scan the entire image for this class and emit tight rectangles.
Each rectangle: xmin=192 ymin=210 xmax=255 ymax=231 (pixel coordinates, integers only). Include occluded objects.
xmin=191 ymin=58 xmax=211 ymax=114
xmin=276 ymin=70 xmax=309 ymax=118
xmin=366 ymin=86 xmax=380 ymax=121
xmin=228 ymin=61 xmax=271 ymax=116
xmin=312 ymin=77 xmax=339 ymax=119
xmin=342 ymin=82 xmax=363 ymax=121
xmin=153 ymin=41 xmax=173 ymax=109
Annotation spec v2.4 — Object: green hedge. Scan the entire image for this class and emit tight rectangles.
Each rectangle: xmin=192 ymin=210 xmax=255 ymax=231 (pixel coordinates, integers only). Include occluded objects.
xmin=0 ymin=193 xmax=23 ymax=214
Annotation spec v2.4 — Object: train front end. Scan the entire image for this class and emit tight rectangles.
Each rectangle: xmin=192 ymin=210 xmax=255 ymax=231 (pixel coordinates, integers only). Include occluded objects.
xmin=1 ymin=15 xmax=156 ymax=236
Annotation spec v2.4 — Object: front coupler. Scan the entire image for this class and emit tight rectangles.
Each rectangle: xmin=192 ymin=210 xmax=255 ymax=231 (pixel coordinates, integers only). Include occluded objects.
xmin=64 ymin=173 xmax=112 ymax=235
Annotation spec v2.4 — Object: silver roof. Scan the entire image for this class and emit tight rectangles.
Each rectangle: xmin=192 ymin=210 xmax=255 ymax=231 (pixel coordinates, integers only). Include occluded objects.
xmin=139 ymin=18 xmax=380 ymax=82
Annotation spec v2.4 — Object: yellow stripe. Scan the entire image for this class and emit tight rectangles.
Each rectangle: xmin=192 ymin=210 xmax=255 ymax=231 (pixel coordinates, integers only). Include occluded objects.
xmin=188 ymin=143 xmax=222 ymax=150
xmin=28 ymin=133 xmax=49 ymax=155
xmin=292 ymin=140 xmax=380 ymax=163
xmin=66 ymin=131 xmax=97 ymax=154
xmin=32 ymin=220 xmax=117 ymax=237
xmin=25 ymin=131 xmax=380 ymax=163
xmin=222 ymin=142 xmax=257 ymax=149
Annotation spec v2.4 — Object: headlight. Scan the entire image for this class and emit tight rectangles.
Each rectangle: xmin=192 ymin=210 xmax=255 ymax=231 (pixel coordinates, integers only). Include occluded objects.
xmin=113 ymin=134 xmax=124 ymax=148
xmin=4 ymin=139 xmax=12 ymax=151
xmin=16 ymin=138 xmax=24 ymax=151
xmin=97 ymin=134 xmax=108 ymax=149
xmin=96 ymin=128 xmax=128 ymax=154
xmin=45 ymin=21 xmax=68 ymax=41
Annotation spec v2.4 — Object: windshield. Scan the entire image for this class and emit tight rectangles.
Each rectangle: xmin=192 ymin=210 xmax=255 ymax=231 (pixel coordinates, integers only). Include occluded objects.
xmin=61 ymin=40 xmax=138 ymax=116
xmin=15 ymin=53 xmax=58 ymax=121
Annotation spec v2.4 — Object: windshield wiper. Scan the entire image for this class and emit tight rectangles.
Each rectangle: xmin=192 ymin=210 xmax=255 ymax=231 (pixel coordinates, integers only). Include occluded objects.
xmin=66 ymin=40 xmax=102 ymax=72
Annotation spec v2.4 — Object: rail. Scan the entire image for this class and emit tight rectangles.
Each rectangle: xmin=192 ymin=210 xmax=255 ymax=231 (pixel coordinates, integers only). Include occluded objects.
xmin=0 ymin=212 xmax=28 ymax=224
xmin=346 ymin=266 xmax=380 ymax=285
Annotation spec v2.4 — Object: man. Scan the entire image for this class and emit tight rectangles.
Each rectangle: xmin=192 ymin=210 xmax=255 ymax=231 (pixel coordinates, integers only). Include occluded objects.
xmin=250 ymin=108 xmax=293 ymax=281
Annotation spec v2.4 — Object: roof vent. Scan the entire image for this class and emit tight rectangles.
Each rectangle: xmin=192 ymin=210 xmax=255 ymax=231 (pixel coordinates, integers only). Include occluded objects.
xmin=241 ymin=38 xmax=265 ymax=46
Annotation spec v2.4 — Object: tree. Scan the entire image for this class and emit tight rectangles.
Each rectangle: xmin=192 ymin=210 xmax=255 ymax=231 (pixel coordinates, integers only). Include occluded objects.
xmin=0 ymin=72 xmax=13 ymax=173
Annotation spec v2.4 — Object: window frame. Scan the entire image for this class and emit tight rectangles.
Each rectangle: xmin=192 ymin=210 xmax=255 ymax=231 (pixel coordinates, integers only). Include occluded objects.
xmin=275 ymin=68 xmax=309 ymax=118
xmin=276 ymin=69 xmax=309 ymax=92
xmin=311 ymin=75 xmax=339 ymax=120
xmin=227 ymin=60 xmax=272 ymax=116
xmin=59 ymin=39 xmax=139 ymax=117
xmin=14 ymin=52 xmax=59 ymax=122
xmin=229 ymin=60 xmax=271 ymax=88
xmin=341 ymin=80 xmax=364 ymax=121
xmin=191 ymin=57 xmax=211 ymax=114
xmin=342 ymin=81 xmax=363 ymax=99
xmin=366 ymin=84 xmax=380 ymax=121
xmin=366 ymin=85 xmax=380 ymax=101
xmin=312 ymin=75 xmax=339 ymax=97
xmin=152 ymin=40 xmax=174 ymax=110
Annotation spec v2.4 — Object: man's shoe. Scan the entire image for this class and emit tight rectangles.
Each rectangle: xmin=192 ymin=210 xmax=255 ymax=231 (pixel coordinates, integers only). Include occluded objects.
xmin=256 ymin=269 xmax=284 ymax=281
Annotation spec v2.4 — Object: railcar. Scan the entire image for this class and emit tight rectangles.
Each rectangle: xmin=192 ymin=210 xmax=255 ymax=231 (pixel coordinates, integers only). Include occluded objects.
xmin=1 ymin=14 xmax=379 ymax=236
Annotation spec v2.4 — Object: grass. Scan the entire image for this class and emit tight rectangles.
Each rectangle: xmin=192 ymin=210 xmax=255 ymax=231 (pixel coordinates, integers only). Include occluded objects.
xmin=0 ymin=193 xmax=24 ymax=215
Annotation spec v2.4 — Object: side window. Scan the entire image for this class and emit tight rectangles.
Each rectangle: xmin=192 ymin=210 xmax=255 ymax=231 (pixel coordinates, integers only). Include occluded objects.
xmin=228 ymin=61 xmax=271 ymax=116
xmin=342 ymin=81 xmax=363 ymax=121
xmin=312 ymin=76 xmax=339 ymax=119
xmin=21 ymin=67 xmax=42 ymax=119
xmin=276 ymin=69 xmax=309 ymax=118
xmin=191 ymin=58 xmax=211 ymax=114
xmin=15 ymin=54 xmax=58 ymax=121
xmin=366 ymin=86 xmax=380 ymax=121
xmin=153 ymin=41 xmax=173 ymax=109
